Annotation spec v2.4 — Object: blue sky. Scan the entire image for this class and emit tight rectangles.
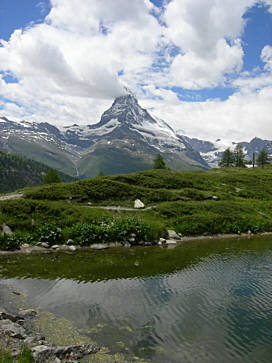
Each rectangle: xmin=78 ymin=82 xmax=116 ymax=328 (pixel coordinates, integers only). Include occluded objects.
xmin=0 ymin=0 xmax=271 ymax=141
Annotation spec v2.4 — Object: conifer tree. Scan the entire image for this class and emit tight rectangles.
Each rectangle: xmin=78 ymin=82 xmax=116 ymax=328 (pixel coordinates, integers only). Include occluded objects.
xmin=219 ymin=148 xmax=234 ymax=167
xmin=257 ymin=149 xmax=270 ymax=168
xmin=43 ymin=169 xmax=61 ymax=184
xmin=153 ymin=154 xmax=166 ymax=169
xmin=234 ymin=145 xmax=246 ymax=167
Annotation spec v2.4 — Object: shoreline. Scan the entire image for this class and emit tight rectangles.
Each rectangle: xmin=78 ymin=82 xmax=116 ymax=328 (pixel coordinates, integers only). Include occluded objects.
xmin=1 ymin=231 xmax=272 ymax=256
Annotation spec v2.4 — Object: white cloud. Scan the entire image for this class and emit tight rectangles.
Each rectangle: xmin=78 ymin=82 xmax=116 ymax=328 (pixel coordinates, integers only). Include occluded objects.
xmin=0 ymin=0 xmax=271 ymax=143
xmin=163 ymin=0 xmax=258 ymax=89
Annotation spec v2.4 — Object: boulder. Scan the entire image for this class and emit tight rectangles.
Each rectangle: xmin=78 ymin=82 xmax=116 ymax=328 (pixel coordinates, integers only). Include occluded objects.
xmin=167 ymin=230 xmax=181 ymax=240
xmin=51 ymin=245 xmax=60 ymax=250
xmin=134 ymin=199 xmax=145 ymax=209
xmin=165 ymin=240 xmax=177 ymax=245
xmin=32 ymin=345 xmax=55 ymax=361
xmin=90 ymin=244 xmax=108 ymax=250
xmin=2 ymin=223 xmax=12 ymax=235
xmin=0 ymin=319 xmax=27 ymax=339
xmin=41 ymin=242 xmax=50 ymax=249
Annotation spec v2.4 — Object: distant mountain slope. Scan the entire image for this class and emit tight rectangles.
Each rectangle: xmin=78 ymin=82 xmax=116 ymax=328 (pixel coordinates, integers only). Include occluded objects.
xmin=0 ymin=150 xmax=75 ymax=193
xmin=0 ymin=93 xmax=209 ymax=178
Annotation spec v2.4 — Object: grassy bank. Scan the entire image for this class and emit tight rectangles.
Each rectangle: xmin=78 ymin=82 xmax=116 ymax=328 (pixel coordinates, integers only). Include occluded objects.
xmin=1 ymin=167 xmax=272 ymax=250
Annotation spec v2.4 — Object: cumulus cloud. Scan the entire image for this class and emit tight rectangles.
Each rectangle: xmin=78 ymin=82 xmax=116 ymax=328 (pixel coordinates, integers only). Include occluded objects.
xmin=0 ymin=0 xmax=271 ymax=142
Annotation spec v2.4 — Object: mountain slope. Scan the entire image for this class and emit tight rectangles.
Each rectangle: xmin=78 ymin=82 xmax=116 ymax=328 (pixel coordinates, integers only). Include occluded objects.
xmin=0 ymin=94 xmax=209 ymax=177
xmin=0 ymin=150 xmax=75 ymax=193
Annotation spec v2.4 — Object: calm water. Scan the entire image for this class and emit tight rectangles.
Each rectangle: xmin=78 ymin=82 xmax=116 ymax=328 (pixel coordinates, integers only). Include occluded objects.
xmin=0 ymin=236 xmax=272 ymax=362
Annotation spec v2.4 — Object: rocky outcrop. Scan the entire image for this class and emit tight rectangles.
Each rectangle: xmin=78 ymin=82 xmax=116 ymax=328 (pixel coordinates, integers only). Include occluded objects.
xmin=0 ymin=311 xmax=100 ymax=362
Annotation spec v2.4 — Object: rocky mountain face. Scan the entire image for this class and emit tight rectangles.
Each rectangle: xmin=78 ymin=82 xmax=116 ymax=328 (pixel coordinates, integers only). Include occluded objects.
xmin=0 ymin=94 xmax=208 ymax=178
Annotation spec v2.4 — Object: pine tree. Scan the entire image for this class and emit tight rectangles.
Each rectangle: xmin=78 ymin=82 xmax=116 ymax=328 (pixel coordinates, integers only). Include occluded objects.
xmin=219 ymin=148 xmax=234 ymax=167
xmin=97 ymin=170 xmax=104 ymax=177
xmin=234 ymin=145 xmax=246 ymax=167
xmin=43 ymin=169 xmax=61 ymax=184
xmin=257 ymin=149 xmax=270 ymax=168
xmin=153 ymin=154 xmax=166 ymax=169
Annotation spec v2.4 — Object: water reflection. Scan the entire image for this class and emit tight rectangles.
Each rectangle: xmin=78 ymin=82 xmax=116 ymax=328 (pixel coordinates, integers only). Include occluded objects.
xmin=0 ymin=237 xmax=272 ymax=362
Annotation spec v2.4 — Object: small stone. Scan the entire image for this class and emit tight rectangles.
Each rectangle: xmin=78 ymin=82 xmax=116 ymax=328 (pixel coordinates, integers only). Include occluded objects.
xmin=123 ymin=242 xmax=131 ymax=248
xmin=134 ymin=261 xmax=139 ymax=267
xmin=134 ymin=199 xmax=145 ymax=209
xmin=53 ymin=358 xmax=61 ymax=363
xmin=212 ymin=195 xmax=219 ymax=200
xmin=69 ymin=246 xmax=77 ymax=252
xmin=21 ymin=243 xmax=30 ymax=249
xmin=165 ymin=240 xmax=177 ymax=245
xmin=66 ymin=239 xmax=74 ymax=245
xmin=31 ymin=219 xmax=35 ymax=226
xmin=41 ymin=242 xmax=50 ymax=248
xmin=11 ymin=349 xmax=20 ymax=358
xmin=87 ymin=202 xmax=92 ymax=206
xmin=167 ymin=230 xmax=181 ymax=240
xmin=248 ymin=230 xmax=252 ymax=235
xmin=128 ymin=237 xmax=135 ymax=243
xmin=19 ymin=309 xmax=37 ymax=317
xmin=235 ymin=187 xmax=242 ymax=192
xmin=130 ymin=233 xmax=136 ymax=238
xmin=51 ymin=245 xmax=60 ymax=250
xmin=159 ymin=238 xmax=166 ymax=243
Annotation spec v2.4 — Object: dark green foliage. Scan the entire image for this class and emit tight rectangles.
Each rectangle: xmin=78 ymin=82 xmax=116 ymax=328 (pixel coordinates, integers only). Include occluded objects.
xmin=234 ymin=145 xmax=246 ymax=167
xmin=36 ymin=223 xmax=63 ymax=245
xmin=219 ymin=148 xmax=234 ymax=167
xmin=153 ymin=154 xmax=166 ymax=169
xmin=0 ymin=150 xmax=75 ymax=193
xmin=43 ymin=168 xmax=61 ymax=184
xmin=257 ymin=149 xmax=270 ymax=168
xmin=71 ymin=218 xmax=152 ymax=246
xmin=0 ymin=234 xmax=21 ymax=251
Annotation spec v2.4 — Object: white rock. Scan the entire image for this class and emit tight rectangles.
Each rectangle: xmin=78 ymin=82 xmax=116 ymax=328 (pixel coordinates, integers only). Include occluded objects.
xmin=68 ymin=246 xmax=77 ymax=252
xmin=167 ymin=230 xmax=181 ymax=240
xmin=134 ymin=199 xmax=145 ymax=209
xmin=51 ymin=245 xmax=60 ymax=250
xmin=165 ymin=240 xmax=177 ymax=245
xmin=91 ymin=244 xmax=108 ymax=250
xmin=66 ymin=239 xmax=74 ymax=245
xmin=41 ymin=242 xmax=50 ymax=248
xmin=21 ymin=243 xmax=30 ymax=249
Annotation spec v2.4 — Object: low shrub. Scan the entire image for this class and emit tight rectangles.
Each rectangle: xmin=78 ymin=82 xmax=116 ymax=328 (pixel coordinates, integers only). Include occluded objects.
xmin=71 ymin=218 xmax=153 ymax=246
xmin=0 ymin=234 xmax=21 ymax=251
xmin=35 ymin=223 xmax=64 ymax=246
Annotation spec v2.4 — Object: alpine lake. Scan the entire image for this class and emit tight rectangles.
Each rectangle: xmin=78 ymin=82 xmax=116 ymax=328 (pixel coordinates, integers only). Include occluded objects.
xmin=0 ymin=235 xmax=272 ymax=363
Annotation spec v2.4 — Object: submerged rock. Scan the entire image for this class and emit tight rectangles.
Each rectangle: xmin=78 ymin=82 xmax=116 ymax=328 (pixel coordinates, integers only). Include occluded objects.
xmin=91 ymin=244 xmax=109 ymax=250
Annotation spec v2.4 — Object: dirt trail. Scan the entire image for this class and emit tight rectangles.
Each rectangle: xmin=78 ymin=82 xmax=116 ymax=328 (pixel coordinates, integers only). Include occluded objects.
xmin=0 ymin=193 xmax=23 ymax=201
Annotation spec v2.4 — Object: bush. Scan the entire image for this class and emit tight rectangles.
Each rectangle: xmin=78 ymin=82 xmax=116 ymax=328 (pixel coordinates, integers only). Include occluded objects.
xmin=36 ymin=223 xmax=63 ymax=246
xmin=71 ymin=218 xmax=153 ymax=246
xmin=0 ymin=234 xmax=21 ymax=251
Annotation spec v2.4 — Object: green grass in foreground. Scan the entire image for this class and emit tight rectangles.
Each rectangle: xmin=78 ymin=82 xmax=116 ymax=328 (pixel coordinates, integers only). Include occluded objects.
xmin=0 ymin=347 xmax=34 ymax=363
xmin=1 ymin=167 xmax=272 ymax=248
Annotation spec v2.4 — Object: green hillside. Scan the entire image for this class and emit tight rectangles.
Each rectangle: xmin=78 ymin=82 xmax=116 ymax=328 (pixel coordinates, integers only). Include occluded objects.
xmin=7 ymin=136 xmax=78 ymax=177
xmin=1 ymin=166 xmax=272 ymax=252
xmin=0 ymin=150 xmax=75 ymax=193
